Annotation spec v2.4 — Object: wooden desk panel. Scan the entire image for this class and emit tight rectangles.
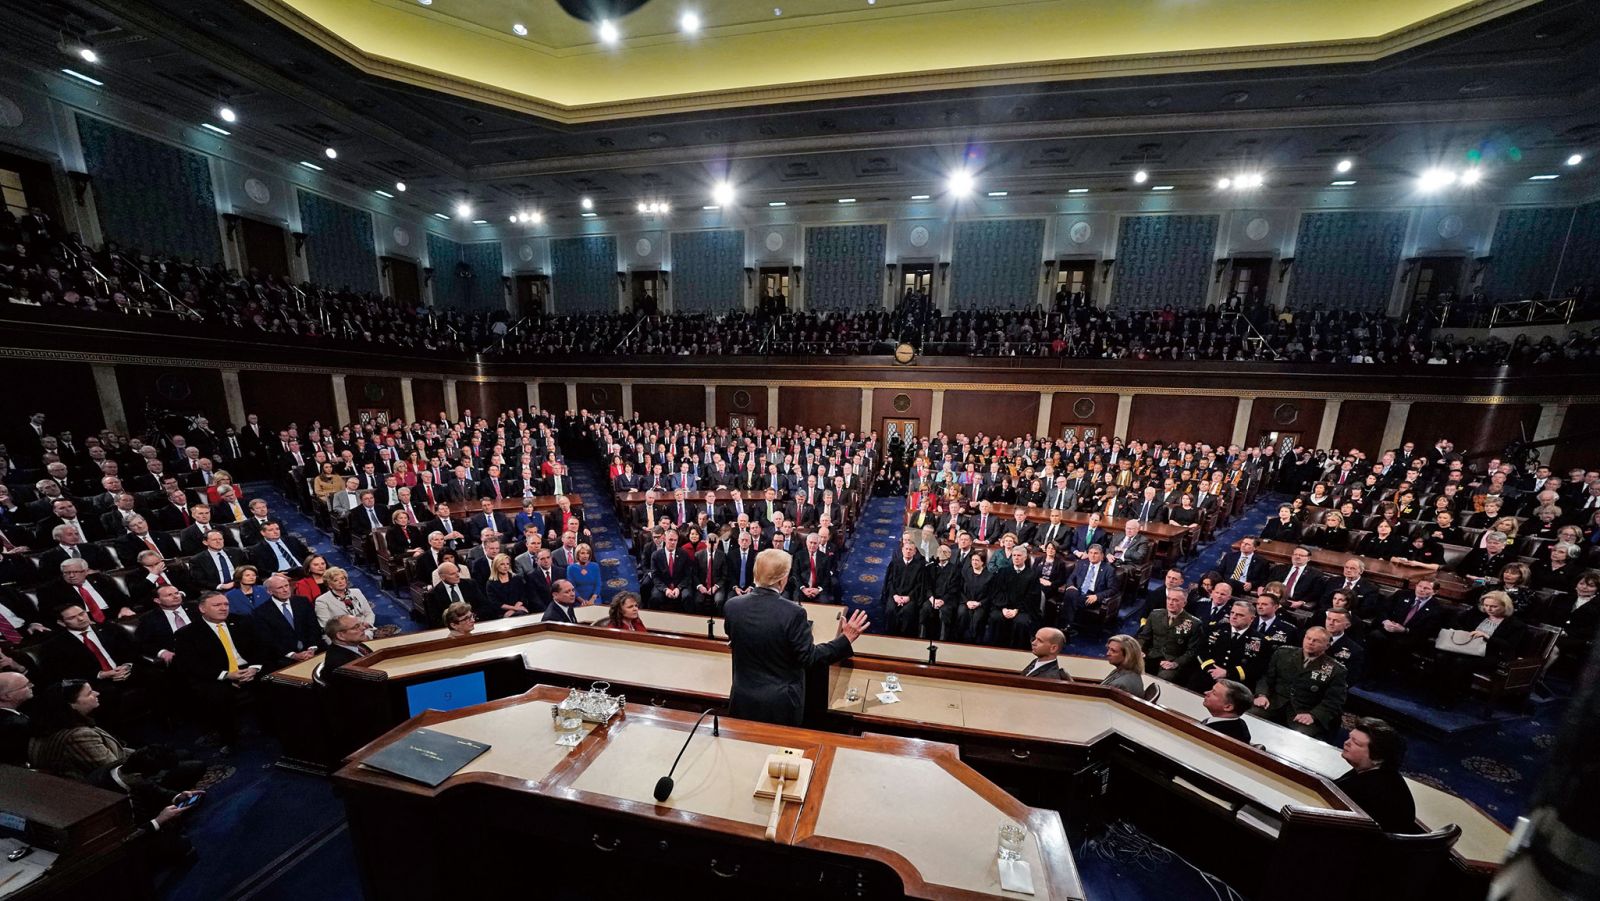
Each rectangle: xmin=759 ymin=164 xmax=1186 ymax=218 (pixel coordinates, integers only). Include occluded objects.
xmin=431 ymin=699 xmax=592 ymax=784
xmin=1245 ymin=539 xmax=1471 ymax=601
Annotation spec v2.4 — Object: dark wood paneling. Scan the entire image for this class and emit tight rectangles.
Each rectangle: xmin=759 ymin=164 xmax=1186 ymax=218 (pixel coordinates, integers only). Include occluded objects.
xmin=1404 ymin=402 xmax=1540 ymax=460
xmin=114 ymin=365 xmax=227 ymax=431
xmin=413 ymin=379 xmax=447 ymax=421
xmin=0 ymin=359 xmax=103 ymax=441
xmin=537 ymin=382 xmax=568 ymax=416
xmin=1047 ymin=392 xmax=1120 ymax=441
xmin=454 ymin=381 xmax=526 ymax=421
xmin=870 ymin=388 xmax=930 ymax=435
xmin=1331 ymin=400 xmax=1389 ymax=455
xmin=714 ymin=385 xmax=767 ymax=428
xmin=633 ymin=384 xmax=705 ymax=425
xmin=238 ymin=370 xmax=335 ymax=430
xmin=1551 ymin=403 xmax=1600 ymax=471
xmin=1246 ymin=397 xmax=1326 ymax=447
xmin=778 ymin=386 xmax=861 ymax=431
xmin=576 ymin=382 xmax=622 ymax=415
xmin=1127 ymin=394 xmax=1234 ymax=446
xmin=345 ymin=375 xmax=403 ymax=421
xmin=943 ymin=390 xmax=1039 ymax=438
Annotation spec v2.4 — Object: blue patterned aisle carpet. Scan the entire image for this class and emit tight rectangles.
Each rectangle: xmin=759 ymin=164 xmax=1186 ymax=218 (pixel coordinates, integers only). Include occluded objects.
xmin=569 ymin=462 xmax=640 ymax=601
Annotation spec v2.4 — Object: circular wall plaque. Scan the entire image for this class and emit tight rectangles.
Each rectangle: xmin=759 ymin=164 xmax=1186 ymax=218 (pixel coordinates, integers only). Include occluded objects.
xmin=1437 ymin=214 xmax=1464 ymax=239
xmin=154 ymin=373 xmax=192 ymax=403
xmin=393 ymin=227 xmax=411 ymax=247
xmin=1068 ymin=221 xmax=1092 ymax=245
xmin=518 ymin=245 xmax=535 ymax=262
xmin=1245 ymin=217 xmax=1271 ymax=241
xmin=590 ymin=388 xmax=611 ymax=406
xmin=1273 ymin=403 xmax=1299 ymax=426
xmin=635 ymin=238 xmax=653 ymax=257
xmin=243 ymin=178 xmax=271 ymax=205
xmin=732 ymin=389 xmax=752 ymax=409
xmin=909 ymin=226 xmax=930 ymax=248
xmin=1072 ymin=397 xmax=1096 ymax=419
xmin=0 ymin=95 xmax=21 ymax=129
xmin=765 ymin=231 xmax=784 ymax=252
xmin=892 ymin=393 xmax=912 ymax=413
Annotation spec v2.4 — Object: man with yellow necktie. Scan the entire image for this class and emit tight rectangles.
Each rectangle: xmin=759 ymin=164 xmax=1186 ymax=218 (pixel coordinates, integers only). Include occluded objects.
xmin=174 ymin=592 xmax=266 ymax=752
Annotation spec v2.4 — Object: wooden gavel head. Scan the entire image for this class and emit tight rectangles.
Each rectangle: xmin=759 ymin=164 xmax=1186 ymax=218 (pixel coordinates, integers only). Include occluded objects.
xmin=767 ymin=759 xmax=801 ymax=781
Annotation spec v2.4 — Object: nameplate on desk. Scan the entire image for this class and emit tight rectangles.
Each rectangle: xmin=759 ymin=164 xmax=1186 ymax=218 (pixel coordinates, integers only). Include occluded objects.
xmin=361 ymin=729 xmax=490 ymax=787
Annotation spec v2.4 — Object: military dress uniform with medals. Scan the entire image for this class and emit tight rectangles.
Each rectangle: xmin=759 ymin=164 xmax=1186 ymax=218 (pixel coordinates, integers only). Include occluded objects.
xmin=1253 ymin=648 xmax=1348 ymax=737
xmin=1136 ymin=608 xmax=1205 ymax=682
xmin=1192 ymin=627 xmax=1265 ymax=689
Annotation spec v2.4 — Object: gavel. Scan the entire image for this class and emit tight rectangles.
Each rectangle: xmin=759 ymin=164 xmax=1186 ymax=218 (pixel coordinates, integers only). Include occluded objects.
xmin=764 ymin=758 xmax=801 ymax=841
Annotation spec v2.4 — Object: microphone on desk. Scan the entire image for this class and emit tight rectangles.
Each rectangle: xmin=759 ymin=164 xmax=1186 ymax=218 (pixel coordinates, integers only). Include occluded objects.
xmin=653 ymin=708 xmax=721 ymax=803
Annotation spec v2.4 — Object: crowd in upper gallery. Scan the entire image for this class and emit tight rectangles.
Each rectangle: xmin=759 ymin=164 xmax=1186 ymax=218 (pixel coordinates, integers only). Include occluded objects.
xmin=3 ymin=207 xmax=1598 ymax=365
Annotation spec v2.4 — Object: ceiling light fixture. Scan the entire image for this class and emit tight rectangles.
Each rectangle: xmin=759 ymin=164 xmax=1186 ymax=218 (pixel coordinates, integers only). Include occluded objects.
xmin=529 ymin=211 xmax=543 ymax=224
xmin=986 ymin=191 xmax=1008 ymax=197
xmin=1331 ymin=180 xmax=1356 ymax=186
xmin=711 ymin=182 xmax=735 ymax=206
xmin=680 ymin=12 xmax=701 ymax=34
xmin=703 ymin=205 xmax=720 ymax=211
xmin=298 ymin=160 xmax=323 ymax=171
xmin=1151 ymin=185 xmax=1174 ymax=191
xmin=838 ymin=198 xmax=857 ymax=204
xmin=418 ymin=0 xmax=432 ymax=5
xmin=1528 ymin=174 xmax=1560 ymax=180
xmin=598 ymin=20 xmax=620 ymax=44
xmin=637 ymin=201 xmax=669 ymax=214
xmin=947 ymin=169 xmax=975 ymax=196
xmin=471 ymin=219 xmax=488 ymax=225
xmin=77 ymin=48 xmax=98 ymax=63
xmin=455 ymin=201 xmax=473 ymax=218
xmin=1459 ymin=168 xmax=1482 ymax=185
xmin=1132 ymin=170 xmax=1149 ymax=184
xmin=768 ymin=201 xmax=787 ymax=207
xmin=910 ymin=194 xmax=931 ymax=200
xmin=1567 ymin=153 xmax=1584 ymax=166
xmin=374 ymin=189 xmax=394 ymax=198
xmin=219 ymin=106 xmax=237 ymax=123
xmin=581 ymin=212 xmax=598 ymax=218
xmin=1336 ymin=159 xmax=1353 ymax=173
xmin=1216 ymin=177 xmax=1232 ymax=190
xmin=60 ymin=68 xmax=103 ymax=86
xmin=324 ymin=147 xmax=338 ymax=160
xmin=395 ymin=182 xmax=407 ymax=192
xmin=509 ymin=216 xmax=518 ymax=224
xmin=580 ymin=196 xmax=594 ymax=210
xmin=512 ymin=23 xmax=528 ymax=36
xmin=1066 ymin=188 xmax=1089 ymax=194
xmin=1418 ymin=168 xmax=1456 ymax=191
xmin=433 ymin=212 xmax=450 ymax=220
xmin=200 ymin=123 xmax=231 ymax=136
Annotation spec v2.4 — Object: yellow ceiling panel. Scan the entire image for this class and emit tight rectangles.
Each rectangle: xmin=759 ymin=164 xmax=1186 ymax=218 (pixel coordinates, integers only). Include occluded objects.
xmin=252 ymin=0 xmax=1537 ymax=121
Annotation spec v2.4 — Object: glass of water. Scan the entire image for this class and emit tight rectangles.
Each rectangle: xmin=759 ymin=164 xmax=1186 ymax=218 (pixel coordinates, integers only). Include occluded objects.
xmin=556 ymin=711 xmax=583 ymax=746
xmin=998 ymin=822 xmax=1026 ymax=860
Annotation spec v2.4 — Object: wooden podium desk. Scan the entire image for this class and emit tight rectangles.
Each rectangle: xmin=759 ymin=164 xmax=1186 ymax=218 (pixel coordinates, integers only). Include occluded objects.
xmin=334 ymin=686 xmax=1082 ymax=901
xmin=1239 ymin=539 xmax=1472 ymax=602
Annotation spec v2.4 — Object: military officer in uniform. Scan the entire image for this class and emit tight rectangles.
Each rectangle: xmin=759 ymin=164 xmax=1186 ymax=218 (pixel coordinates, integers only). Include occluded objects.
xmin=1251 ymin=588 xmax=1300 ymax=659
xmin=1252 ymin=627 xmax=1348 ymax=738
xmin=1136 ymin=586 xmax=1206 ymax=683
xmin=1322 ymin=609 xmax=1366 ymax=685
xmin=1191 ymin=600 xmax=1267 ymax=691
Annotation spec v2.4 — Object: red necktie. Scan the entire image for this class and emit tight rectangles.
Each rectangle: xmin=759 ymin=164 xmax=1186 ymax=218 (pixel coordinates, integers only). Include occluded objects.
xmin=180 ymin=508 xmax=191 ymax=526
xmin=494 ymin=481 xmax=502 ymax=500
xmin=82 ymin=633 xmax=113 ymax=671
xmin=78 ymin=586 xmax=105 ymax=622
xmin=706 ymin=555 xmax=715 ymax=588
xmin=1285 ymin=567 xmax=1300 ymax=595
xmin=810 ymin=554 xmax=817 ymax=587
xmin=143 ymin=535 xmax=160 ymax=555
xmin=0 ymin=617 xmax=20 ymax=645
xmin=156 ymin=574 xmax=169 ymax=587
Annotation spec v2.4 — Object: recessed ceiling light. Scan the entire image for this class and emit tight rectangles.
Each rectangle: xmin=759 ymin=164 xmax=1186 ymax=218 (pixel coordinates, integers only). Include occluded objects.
xmin=1459 ymin=168 xmax=1482 ymax=185
xmin=200 ymin=123 xmax=231 ymax=136
xmin=580 ymin=196 xmax=594 ymax=210
xmin=509 ymin=215 xmax=519 ymax=224
xmin=1418 ymin=168 xmax=1456 ymax=191
xmin=1066 ymin=188 xmax=1089 ymax=194
xmin=395 ymin=182 xmax=407 ymax=192
xmin=581 ymin=212 xmax=598 ymax=218
xmin=680 ymin=12 xmax=701 ymax=34
xmin=60 ymin=68 xmax=103 ymax=86
xmin=1331 ymin=180 xmax=1356 ymax=186
xmin=1529 ymin=174 xmax=1560 ymax=180
xmin=433 ymin=212 xmax=450 ymax=220
xmin=712 ymin=182 xmax=735 ymax=206
xmin=773 ymin=7 xmax=782 ymax=15
xmin=1567 ymin=153 xmax=1584 ymax=166
xmin=529 ymin=211 xmax=543 ymax=224
xmin=512 ymin=23 xmax=528 ymax=36
xmin=219 ymin=106 xmax=237 ymax=123
xmin=323 ymin=147 xmax=338 ymax=160
xmin=374 ymin=189 xmax=394 ymax=198
xmin=1336 ymin=159 xmax=1353 ymax=173
xmin=1152 ymin=185 xmax=1174 ymax=191
xmin=768 ymin=201 xmax=787 ymax=207
xmin=703 ymin=205 xmax=720 ymax=210
xmin=910 ymin=194 xmax=931 ymax=200
xmin=471 ymin=219 xmax=488 ymax=225
xmin=1216 ymin=177 xmax=1232 ymax=189
xmin=77 ymin=48 xmax=98 ymax=63
xmin=986 ymin=191 xmax=1008 ymax=197
xmin=1133 ymin=170 xmax=1148 ymax=184
xmin=838 ymin=198 xmax=857 ymax=204
xmin=947 ymin=169 xmax=974 ymax=196
xmin=418 ymin=0 xmax=432 ymax=5
xmin=455 ymin=201 xmax=473 ymax=218
xmin=298 ymin=160 xmax=323 ymax=171
xmin=598 ymin=20 xmax=620 ymax=44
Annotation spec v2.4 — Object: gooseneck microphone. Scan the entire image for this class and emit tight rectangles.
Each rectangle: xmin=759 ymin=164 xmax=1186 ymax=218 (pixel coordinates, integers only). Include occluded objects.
xmin=653 ymin=708 xmax=721 ymax=802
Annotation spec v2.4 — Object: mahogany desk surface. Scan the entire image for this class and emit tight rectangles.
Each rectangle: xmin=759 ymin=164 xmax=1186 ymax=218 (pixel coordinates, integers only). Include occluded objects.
xmin=1242 ymin=539 xmax=1472 ymax=601
xmin=339 ymin=687 xmax=1082 ymax=901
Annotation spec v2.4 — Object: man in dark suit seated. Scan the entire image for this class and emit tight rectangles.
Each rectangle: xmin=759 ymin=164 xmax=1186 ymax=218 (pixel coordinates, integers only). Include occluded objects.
xmin=445 ymin=467 xmax=477 ymax=504
xmin=187 ymin=530 xmax=250 ymax=591
xmin=246 ymin=522 xmax=311 ymax=579
xmin=0 ymin=673 xmax=32 ymax=767
xmin=649 ymin=530 xmax=695 ymax=612
xmin=967 ymin=501 xmax=1002 ymax=544
xmin=126 ymin=550 xmax=197 ymax=609
xmin=346 ymin=492 xmax=387 ymax=544
xmin=1060 ymin=544 xmax=1120 ymax=635
xmin=1319 ymin=558 xmax=1383 ymax=623
xmin=99 ymin=492 xmax=141 ymax=537
xmin=423 ymin=562 xmax=491 ymax=628
xmin=1273 ymin=545 xmax=1327 ymax=616
xmin=38 ymin=558 xmax=137 ymax=622
xmin=1201 ymin=679 xmax=1253 ymax=742
xmin=41 ymin=600 xmax=140 ymax=684
xmin=36 ymin=522 xmax=117 ymax=573
xmin=1019 ymin=627 xmax=1065 ymax=679
xmin=117 ymin=515 xmax=181 ymax=562
xmin=1216 ymin=536 xmax=1272 ymax=595
xmin=468 ymin=498 xmax=514 ymax=545
xmin=1363 ymin=578 xmax=1446 ymax=683
xmin=723 ymin=530 xmax=760 ymax=598
xmin=1071 ymin=513 xmax=1111 ymax=560
xmin=321 ymin=615 xmax=373 ymax=674
xmin=176 ymin=504 xmax=236 ymax=556
xmin=723 ymin=549 xmax=868 ymax=726
xmin=541 ymin=579 xmax=582 ymax=623
xmin=133 ymin=584 xmax=198 ymax=663
xmin=250 ymin=574 xmax=324 ymax=670
xmin=788 ymin=532 xmax=834 ymax=605
xmin=152 ymin=490 xmax=197 ymax=533
xmin=173 ymin=591 xmax=268 ymax=749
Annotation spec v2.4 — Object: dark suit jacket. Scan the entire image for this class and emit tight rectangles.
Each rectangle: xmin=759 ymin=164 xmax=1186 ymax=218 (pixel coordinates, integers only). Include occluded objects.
xmin=177 ymin=523 xmax=238 ymax=555
xmin=37 ymin=574 xmax=133 ymax=620
xmin=1216 ymin=551 xmax=1271 ymax=591
xmin=247 ymin=535 xmax=311 ymax=575
xmin=37 ymin=543 xmax=117 ymax=574
xmin=445 ymin=479 xmax=478 ymax=503
xmin=251 ymin=595 xmax=325 ymax=663
xmin=723 ymin=587 xmax=853 ymax=726
xmin=1073 ymin=525 xmax=1111 ymax=554
xmin=1206 ymin=717 xmax=1252 ymax=742
xmin=322 ymin=642 xmax=370 ymax=674
xmin=788 ymin=549 xmax=835 ymax=597
xmin=117 ymin=530 xmax=180 ymax=562
xmin=187 ymin=547 xmax=250 ymax=589
xmin=173 ymin=616 xmax=270 ymax=684
xmin=541 ymin=600 xmax=580 ymax=623
xmin=650 ymin=547 xmax=696 ymax=592
xmin=423 ymin=579 xmax=492 ymax=627
xmin=41 ymin=624 xmax=141 ymax=681
xmin=0 ymin=709 xmax=29 ymax=767
xmin=1020 ymin=659 xmax=1063 ymax=679
xmin=1273 ymin=563 xmax=1326 ymax=605
xmin=722 ymin=548 xmax=761 ymax=593
xmin=134 ymin=603 xmax=201 ymax=659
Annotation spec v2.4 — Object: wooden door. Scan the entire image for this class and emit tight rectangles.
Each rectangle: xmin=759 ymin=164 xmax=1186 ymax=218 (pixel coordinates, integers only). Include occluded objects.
xmin=240 ymin=217 xmax=290 ymax=278
xmin=1228 ymin=258 xmax=1271 ymax=305
xmin=515 ymin=274 xmax=549 ymax=317
xmin=883 ymin=418 xmax=919 ymax=445
xmin=385 ymin=257 xmax=420 ymax=307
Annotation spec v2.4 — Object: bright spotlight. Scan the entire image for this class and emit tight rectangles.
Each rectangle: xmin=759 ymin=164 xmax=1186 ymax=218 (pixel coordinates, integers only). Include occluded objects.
xmin=1336 ymin=159 xmax=1353 ymax=174
xmin=1418 ymin=168 xmax=1456 ymax=191
xmin=580 ymin=196 xmax=594 ymax=210
xmin=711 ymin=182 xmax=735 ymax=206
xmin=78 ymin=48 xmax=98 ymax=63
xmin=680 ymin=12 xmax=701 ymax=34
xmin=324 ymin=147 xmax=338 ymax=159
xmin=219 ymin=106 xmax=237 ymax=123
xmin=1133 ymin=170 xmax=1149 ymax=184
xmin=395 ymin=181 xmax=407 ymax=192
xmin=598 ymin=20 xmax=620 ymax=44
xmin=1459 ymin=168 xmax=1482 ymax=185
xmin=946 ymin=169 xmax=974 ymax=196
xmin=1216 ymin=177 xmax=1232 ymax=190
xmin=1567 ymin=153 xmax=1584 ymax=166
xmin=455 ymin=201 xmax=473 ymax=219
xmin=529 ymin=211 xmax=543 ymax=224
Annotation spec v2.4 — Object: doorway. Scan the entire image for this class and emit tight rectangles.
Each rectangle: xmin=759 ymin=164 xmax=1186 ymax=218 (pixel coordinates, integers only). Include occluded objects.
xmin=728 ymin=414 xmax=758 ymax=430
xmin=1055 ymin=260 xmax=1095 ymax=308
xmin=239 ymin=218 xmax=290 ymax=278
xmin=1408 ymin=257 xmax=1464 ymax=310
xmin=759 ymin=267 xmax=790 ymax=315
xmin=383 ymin=257 xmax=421 ymax=307
xmin=1259 ymin=431 xmax=1300 ymax=455
xmin=883 ymin=418 xmax=919 ymax=445
xmin=901 ymin=265 xmax=934 ymax=300
xmin=1060 ymin=424 xmax=1102 ymax=444
xmin=630 ymin=270 xmax=662 ymax=314
xmin=1227 ymin=258 xmax=1272 ymax=306
xmin=514 ymin=274 xmax=550 ymax=317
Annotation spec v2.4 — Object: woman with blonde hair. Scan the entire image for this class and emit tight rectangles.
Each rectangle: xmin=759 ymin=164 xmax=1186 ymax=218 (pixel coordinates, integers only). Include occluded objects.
xmin=1100 ymin=634 xmax=1146 ymax=694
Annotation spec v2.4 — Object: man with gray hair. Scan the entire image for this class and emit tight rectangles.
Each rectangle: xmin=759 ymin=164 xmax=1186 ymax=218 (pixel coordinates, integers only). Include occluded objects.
xmin=1201 ymin=679 xmax=1252 ymax=742
xmin=40 ymin=523 xmax=115 ymax=572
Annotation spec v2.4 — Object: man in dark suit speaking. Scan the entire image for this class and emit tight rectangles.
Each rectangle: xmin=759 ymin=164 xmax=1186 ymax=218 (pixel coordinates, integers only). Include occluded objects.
xmin=723 ymin=549 xmax=868 ymax=726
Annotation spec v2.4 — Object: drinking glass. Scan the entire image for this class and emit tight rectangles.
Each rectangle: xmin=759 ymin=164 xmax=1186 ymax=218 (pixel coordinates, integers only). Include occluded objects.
xmin=998 ymin=823 xmax=1026 ymax=861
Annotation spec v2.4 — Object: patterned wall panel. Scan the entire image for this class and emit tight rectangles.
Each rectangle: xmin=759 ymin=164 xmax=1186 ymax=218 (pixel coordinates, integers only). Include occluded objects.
xmin=804 ymin=224 xmax=886 ymax=310
xmin=76 ymin=115 xmax=222 ymax=262
xmin=426 ymin=232 xmax=463 ymax=309
xmin=459 ymin=241 xmax=505 ymax=310
xmin=1561 ymin=201 xmax=1600 ymax=292
xmin=948 ymin=218 xmax=1046 ymax=310
xmin=671 ymin=229 xmax=745 ymax=312
xmin=1284 ymin=211 xmax=1409 ymax=311
xmin=296 ymin=191 xmax=378 ymax=294
xmin=1484 ymin=207 xmax=1575 ymax=301
xmin=1110 ymin=214 xmax=1219 ymax=309
xmin=551 ymin=235 xmax=619 ymax=312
